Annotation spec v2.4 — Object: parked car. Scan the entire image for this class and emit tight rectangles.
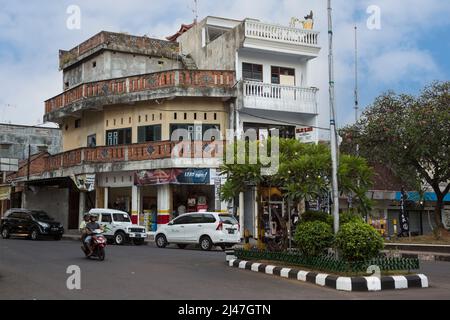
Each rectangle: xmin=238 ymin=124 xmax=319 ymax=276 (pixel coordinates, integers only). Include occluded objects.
xmin=89 ymin=209 xmax=147 ymax=245
xmin=155 ymin=212 xmax=241 ymax=251
xmin=0 ymin=209 xmax=64 ymax=241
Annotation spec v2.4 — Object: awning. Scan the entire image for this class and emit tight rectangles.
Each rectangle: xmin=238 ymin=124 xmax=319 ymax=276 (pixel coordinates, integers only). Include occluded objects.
xmin=0 ymin=186 xmax=11 ymax=201
xmin=395 ymin=192 xmax=450 ymax=202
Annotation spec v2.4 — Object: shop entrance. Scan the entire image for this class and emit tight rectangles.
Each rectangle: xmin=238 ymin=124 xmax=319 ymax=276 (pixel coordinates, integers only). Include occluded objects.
xmin=172 ymin=185 xmax=215 ymax=217
xmin=108 ymin=187 xmax=132 ymax=213
xmin=141 ymin=186 xmax=158 ymax=232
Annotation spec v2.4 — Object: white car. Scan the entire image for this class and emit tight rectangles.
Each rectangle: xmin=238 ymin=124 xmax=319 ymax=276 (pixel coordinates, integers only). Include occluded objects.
xmin=155 ymin=212 xmax=241 ymax=251
xmin=88 ymin=209 xmax=147 ymax=245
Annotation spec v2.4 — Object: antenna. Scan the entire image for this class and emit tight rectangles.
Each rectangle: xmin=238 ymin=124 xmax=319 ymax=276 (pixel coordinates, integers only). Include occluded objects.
xmin=354 ymin=26 xmax=359 ymax=124
xmin=192 ymin=0 xmax=199 ymax=23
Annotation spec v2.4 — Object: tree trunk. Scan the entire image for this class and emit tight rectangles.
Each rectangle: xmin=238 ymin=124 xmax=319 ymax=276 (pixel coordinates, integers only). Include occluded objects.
xmin=434 ymin=195 xmax=444 ymax=230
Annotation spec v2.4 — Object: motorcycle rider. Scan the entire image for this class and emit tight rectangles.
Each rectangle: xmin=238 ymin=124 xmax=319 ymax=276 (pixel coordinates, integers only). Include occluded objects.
xmin=79 ymin=214 xmax=90 ymax=243
xmin=84 ymin=214 xmax=104 ymax=256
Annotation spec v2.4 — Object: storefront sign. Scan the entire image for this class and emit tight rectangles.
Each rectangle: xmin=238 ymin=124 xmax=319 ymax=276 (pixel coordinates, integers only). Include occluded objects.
xmin=71 ymin=174 xmax=96 ymax=192
xmin=296 ymin=127 xmax=315 ymax=143
xmin=135 ymin=169 xmax=211 ymax=186
xmin=0 ymin=186 xmax=11 ymax=201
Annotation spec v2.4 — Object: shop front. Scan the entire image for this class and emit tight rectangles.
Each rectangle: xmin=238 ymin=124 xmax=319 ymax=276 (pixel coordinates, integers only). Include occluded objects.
xmin=0 ymin=185 xmax=11 ymax=217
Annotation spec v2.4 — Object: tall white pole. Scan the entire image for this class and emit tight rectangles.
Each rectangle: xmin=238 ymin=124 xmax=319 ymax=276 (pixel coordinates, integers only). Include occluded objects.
xmin=328 ymin=0 xmax=340 ymax=234
xmin=354 ymin=26 xmax=360 ymax=157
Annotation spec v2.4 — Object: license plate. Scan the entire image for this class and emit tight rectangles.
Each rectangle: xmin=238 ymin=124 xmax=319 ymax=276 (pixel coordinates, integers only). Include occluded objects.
xmin=228 ymin=229 xmax=235 ymax=234
xmin=51 ymin=228 xmax=58 ymax=231
xmin=135 ymin=234 xmax=141 ymax=238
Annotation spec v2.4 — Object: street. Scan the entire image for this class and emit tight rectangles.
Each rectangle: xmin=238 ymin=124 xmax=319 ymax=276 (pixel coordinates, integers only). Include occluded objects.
xmin=1 ymin=238 xmax=449 ymax=300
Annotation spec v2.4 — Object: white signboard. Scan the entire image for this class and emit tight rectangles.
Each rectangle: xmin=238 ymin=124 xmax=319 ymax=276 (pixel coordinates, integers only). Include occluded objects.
xmin=443 ymin=207 xmax=450 ymax=230
xmin=296 ymin=127 xmax=315 ymax=143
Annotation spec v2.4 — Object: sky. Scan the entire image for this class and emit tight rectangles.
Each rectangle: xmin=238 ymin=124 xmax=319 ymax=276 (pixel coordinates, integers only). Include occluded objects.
xmin=0 ymin=0 xmax=449 ymax=128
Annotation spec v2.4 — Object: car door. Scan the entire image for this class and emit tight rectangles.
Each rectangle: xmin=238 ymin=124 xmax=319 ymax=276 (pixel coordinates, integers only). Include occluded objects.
xmin=6 ymin=212 xmax=20 ymax=233
xmin=183 ymin=214 xmax=208 ymax=242
xmin=165 ymin=215 xmax=191 ymax=242
xmin=99 ymin=213 xmax=113 ymax=236
xmin=21 ymin=213 xmax=34 ymax=234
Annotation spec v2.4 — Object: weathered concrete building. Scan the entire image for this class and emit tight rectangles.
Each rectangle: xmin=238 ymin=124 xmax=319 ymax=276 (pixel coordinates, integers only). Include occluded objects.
xmin=0 ymin=123 xmax=62 ymax=217
xmin=10 ymin=16 xmax=327 ymax=236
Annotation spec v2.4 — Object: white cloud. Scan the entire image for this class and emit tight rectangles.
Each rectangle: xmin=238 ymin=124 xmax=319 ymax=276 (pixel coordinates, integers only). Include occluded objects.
xmin=0 ymin=0 xmax=448 ymax=127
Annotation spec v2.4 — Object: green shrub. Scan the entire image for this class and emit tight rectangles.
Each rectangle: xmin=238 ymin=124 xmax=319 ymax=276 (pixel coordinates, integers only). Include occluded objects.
xmin=294 ymin=221 xmax=334 ymax=257
xmin=300 ymin=210 xmax=333 ymax=226
xmin=335 ymin=221 xmax=384 ymax=261
xmin=339 ymin=211 xmax=364 ymax=225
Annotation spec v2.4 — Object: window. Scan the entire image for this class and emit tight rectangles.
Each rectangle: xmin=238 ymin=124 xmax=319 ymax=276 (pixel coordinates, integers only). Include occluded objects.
xmin=173 ymin=215 xmax=192 ymax=225
xmin=203 ymin=124 xmax=221 ymax=141
xmin=194 ymin=113 xmax=197 ymax=120
xmin=189 ymin=214 xmax=205 ymax=224
xmin=214 ymin=113 xmax=217 ymax=121
xmin=113 ymin=213 xmax=131 ymax=223
xmin=219 ymin=214 xmax=239 ymax=225
xmin=202 ymin=214 xmax=217 ymax=224
xmin=242 ymin=63 xmax=263 ymax=82
xmin=92 ymin=61 xmax=97 ymax=68
xmin=106 ymin=128 xmax=132 ymax=146
xmin=87 ymin=134 xmax=97 ymax=148
xmin=174 ymin=113 xmax=177 ymax=120
xmin=75 ymin=119 xmax=81 ymax=129
xmin=184 ymin=113 xmax=187 ymax=120
xmin=137 ymin=125 xmax=162 ymax=143
xmin=204 ymin=113 xmax=208 ymax=120
xmin=271 ymin=66 xmax=295 ymax=85
xmin=101 ymin=214 xmax=112 ymax=223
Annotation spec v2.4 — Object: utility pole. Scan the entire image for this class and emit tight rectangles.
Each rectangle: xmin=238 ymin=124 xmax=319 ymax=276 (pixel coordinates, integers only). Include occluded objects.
xmin=27 ymin=144 xmax=31 ymax=181
xmin=328 ymin=0 xmax=340 ymax=234
xmin=354 ymin=26 xmax=360 ymax=157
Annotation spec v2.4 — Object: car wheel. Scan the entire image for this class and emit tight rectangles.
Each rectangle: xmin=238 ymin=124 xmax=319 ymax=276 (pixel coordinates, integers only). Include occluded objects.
xmin=155 ymin=234 xmax=168 ymax=248
xmin=177 ymin=244 xmax=187 ymax=249
xmin=133 ymin=239 xmax=145 ymax=246
xmin=114 ymin=231 xmax=126 ymax=245
xmin=1 ymin=228 xmax=10 ymax=239
xmin=200 ymin=236 xmax=213 ymax=251
xmin=30 ymin=229 xmax=40 ymax=241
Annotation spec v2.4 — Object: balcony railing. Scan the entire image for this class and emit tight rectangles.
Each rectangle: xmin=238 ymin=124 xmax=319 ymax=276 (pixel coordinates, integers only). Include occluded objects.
xmin=45 ymin=69 xmax=236 ymax=114
xmin=244 ymin=20 xmax=319 ymax=47
xmin=36 ymin=141 xmax=223 ymax=174
xmin=242 ymin=81 xmax=318 ymax=114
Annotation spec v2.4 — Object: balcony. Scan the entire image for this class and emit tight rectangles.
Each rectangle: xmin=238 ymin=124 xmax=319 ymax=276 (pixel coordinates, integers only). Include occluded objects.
xmin=10 ymin=141 xmax=225 ymax=182
xmin=243 ymin=20 xmax=320 ymax=58
xmin=242 ymin=81 xmax=318 ymax=114
xmin=44 ymin=69 xmax=236 ymax=123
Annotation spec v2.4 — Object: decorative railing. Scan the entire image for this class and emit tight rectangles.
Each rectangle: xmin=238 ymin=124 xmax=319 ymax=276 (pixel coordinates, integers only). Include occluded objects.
xmin=37 ymin=141 xmax=224 ymax=174
xmin=244 ymin=20 xmax=319 ymax=47
xmin=243 ymin=81 xmax=318 ymax=114
xmin=45 ymin=70 xmax=236 ymax=114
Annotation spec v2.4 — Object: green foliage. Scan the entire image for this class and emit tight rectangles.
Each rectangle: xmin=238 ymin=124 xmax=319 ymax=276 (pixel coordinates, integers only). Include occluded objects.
xmin=294 ymin=221 xmax=334 ymax=257
xmin=339 ymin=211 xmax=364 ymax=225
xmin=300 ymin=210 xmax=333 ymax=226
xmin=220 ymin=138 xmax=374 ymax=215
xmin=340 ymin=81 xmax=450 ymax=227
xmin=335 ymin=222 xmax=384 ymax=262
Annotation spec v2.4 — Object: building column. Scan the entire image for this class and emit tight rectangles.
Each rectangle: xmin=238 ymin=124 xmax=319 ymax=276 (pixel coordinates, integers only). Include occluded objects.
xmin=131 ymin=185 xmax=141 ymax=225
xmin=239 ymin=192 xmax=245 ymax=237
xmin=79 ymin=192 xmax=86 ymax=226
xmin=157 ymin=184 xmax=172 ymax=229
xmin=104 ymin=187 xmax=109 ymax=209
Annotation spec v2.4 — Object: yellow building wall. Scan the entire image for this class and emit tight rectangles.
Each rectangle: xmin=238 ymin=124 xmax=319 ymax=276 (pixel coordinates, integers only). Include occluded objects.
xmin=61 ymin=98 xmax=229 ymax=152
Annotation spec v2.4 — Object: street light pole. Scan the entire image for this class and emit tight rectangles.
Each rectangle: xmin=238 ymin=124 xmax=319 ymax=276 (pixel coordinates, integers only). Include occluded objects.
xmin=328 ymin=0 xmax=340 ymax=234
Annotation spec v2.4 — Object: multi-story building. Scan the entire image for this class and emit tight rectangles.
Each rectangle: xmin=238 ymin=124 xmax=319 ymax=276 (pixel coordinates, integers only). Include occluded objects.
xmin=9 ymin=15 xmax=323 ymax=235
xmin=0 ymin=123 xmax=62 ymax=216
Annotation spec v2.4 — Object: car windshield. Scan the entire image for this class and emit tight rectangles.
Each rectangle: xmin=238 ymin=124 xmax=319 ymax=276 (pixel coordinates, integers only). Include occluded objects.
xmin=31 ymin=211 xmax=54 ymax=221
xmin=219 ymin=214 xmax=238 ymax=225
xmin=113 ymin=213 xmax=131 ymax=222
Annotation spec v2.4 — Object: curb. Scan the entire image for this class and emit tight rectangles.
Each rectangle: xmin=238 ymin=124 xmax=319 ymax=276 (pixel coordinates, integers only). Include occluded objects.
xmin=225 ymin=251 xmax=429 ymax=292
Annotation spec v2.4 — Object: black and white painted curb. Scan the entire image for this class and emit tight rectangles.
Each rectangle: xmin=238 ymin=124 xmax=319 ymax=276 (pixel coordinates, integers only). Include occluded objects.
xmin=225 ymin=251 xmax=429 ymax=292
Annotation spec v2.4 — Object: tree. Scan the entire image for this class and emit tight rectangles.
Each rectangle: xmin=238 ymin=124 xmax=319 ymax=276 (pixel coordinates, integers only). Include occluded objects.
xmin=220 ymin=138 xmax=374 ymax=249
xmin=340 ymin=81 xmax=450 ymax=229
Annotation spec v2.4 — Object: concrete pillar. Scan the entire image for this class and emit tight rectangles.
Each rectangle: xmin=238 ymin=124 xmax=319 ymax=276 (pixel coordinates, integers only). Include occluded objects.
xmin=79 ymin=192 xmax=86 ymax=226
xmin=239 ymin=192 xmax=245 ymax=237
xmin=104 ymin=187 xmax=109 ymax=209
xmin=157 ymin=184 xmax=172 ymax=229
xmin=95 ymin=187 xmax=104 ymax=209
xmin=131 ymin=185 xmax=141 ymax=225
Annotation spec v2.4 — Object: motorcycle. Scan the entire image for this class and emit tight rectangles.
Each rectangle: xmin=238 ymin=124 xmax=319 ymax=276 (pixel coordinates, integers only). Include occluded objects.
xmin=81 ymin=229 xmax=107 ymax=261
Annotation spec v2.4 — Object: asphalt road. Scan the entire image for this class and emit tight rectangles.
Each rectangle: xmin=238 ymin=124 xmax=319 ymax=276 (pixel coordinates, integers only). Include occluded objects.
xmin=1 ymin=238 xmax=449 ymax=300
